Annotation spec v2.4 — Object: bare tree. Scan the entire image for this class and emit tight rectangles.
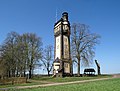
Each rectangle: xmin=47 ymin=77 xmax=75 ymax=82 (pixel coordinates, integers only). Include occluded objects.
xmin=0 ymin=57 xmax=7 ymax=79
xmin=71 ymin=23 xmax=100 ymax=76
xmin=1 ymin=32 xmax=19 ymax=77
xmin=22 ymin=33 xmax=43 ymax=78
xmin=0 ymin=32 xmax=43 ymax=78
xmin=0 ymin=31 xmax=26 ymax=77
xmin=15 ymin=35 xmax=28 ymax=77
xmin=41 ymin=45 xmax=53 ymax=76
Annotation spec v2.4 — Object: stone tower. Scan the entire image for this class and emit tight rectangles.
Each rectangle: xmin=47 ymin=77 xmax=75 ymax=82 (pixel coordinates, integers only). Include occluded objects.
xmin=53 ymin=12 xmax=71 ymax=77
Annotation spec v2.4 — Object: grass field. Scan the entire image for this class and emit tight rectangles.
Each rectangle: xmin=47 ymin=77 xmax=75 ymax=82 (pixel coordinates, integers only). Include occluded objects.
xmin=15 ymin=78 xmax=120 ymax=91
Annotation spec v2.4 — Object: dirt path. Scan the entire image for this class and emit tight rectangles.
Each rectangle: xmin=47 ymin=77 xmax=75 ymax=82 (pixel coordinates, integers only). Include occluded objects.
xmin=15 ymin=77 xmax=115 ymax=89
xmin=1 ymin=75 xmax=120 ymax=90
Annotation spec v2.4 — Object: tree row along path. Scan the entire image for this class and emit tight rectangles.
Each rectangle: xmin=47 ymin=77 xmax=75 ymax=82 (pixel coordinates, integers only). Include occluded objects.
xmin=1 ymin=75 xmax=120 ymax=90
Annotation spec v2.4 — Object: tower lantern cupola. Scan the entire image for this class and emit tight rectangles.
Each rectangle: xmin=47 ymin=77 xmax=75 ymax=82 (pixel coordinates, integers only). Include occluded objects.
xmin=62 ymin=12 xmax=68 ymax=21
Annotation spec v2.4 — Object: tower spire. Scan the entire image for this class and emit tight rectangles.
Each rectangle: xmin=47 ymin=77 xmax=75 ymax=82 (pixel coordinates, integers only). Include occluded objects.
xmin=56 ymin=8 xmax=58 ymax=22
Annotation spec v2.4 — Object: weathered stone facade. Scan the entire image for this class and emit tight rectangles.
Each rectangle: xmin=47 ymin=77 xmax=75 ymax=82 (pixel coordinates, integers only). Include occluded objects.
xmin=53 ymin=12 xmax=71 ymax=77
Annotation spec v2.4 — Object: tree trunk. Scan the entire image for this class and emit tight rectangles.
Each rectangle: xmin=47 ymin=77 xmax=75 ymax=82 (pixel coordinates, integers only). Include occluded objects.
xmin=24 ymin=70 xmax=26 ymax=77
xmin=29 ymin=65 xmax=32 ymax=79
xmin=12 ymin=69 xmax=15 ymax=77
xmin=48 ymin=71 xmax=50 ymax=76
xmin=29 ymin=70 xmax=31 ymax=79
xmin=8 ymin=70 xmax=11 ymax=77
xmin=77 ymin=61 xmax=80 ymax=76
xmin=20 ymin=67 xmax=23 ymax=77
xmin=16 ymin=69 xmax=18 ymax=77
xmin=77 ymin=56 xmax=80 ymax=76
xmin=47 ymin=68 xmax=50 ymax=76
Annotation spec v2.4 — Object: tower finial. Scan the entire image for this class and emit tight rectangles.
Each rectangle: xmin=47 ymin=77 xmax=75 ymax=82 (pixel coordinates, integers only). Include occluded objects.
xmin=56 ymin=8 xmax=58 ymax=22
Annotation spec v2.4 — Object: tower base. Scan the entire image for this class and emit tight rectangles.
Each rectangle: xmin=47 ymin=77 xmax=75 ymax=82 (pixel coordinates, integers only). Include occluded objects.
xmin=53 ymin=58 xmax=72 ymax=77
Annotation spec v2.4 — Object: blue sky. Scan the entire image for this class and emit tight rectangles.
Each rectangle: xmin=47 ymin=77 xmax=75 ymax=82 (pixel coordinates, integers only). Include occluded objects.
xmin=0 ymin=0 xmax=120 ymax=74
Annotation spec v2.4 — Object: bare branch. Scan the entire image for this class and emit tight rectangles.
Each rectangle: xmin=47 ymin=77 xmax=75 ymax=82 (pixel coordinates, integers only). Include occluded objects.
xmin=71 ymin=23 xmax=100 ymax=76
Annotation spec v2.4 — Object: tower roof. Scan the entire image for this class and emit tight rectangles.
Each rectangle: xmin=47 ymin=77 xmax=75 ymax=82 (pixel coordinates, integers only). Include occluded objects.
xmin=62 ymin=12 xmax=68 ymax=16
xmin=54 ymin=12 xmax=69 ymax=27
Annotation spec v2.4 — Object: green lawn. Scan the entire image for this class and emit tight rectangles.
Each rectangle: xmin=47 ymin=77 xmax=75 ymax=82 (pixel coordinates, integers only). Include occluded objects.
xmin=16 ymin=78 xmax=120 ymax=91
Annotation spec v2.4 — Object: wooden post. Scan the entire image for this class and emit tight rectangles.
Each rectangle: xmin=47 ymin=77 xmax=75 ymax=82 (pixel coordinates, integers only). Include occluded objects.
xmin=95 ymin=60 xmax=101 ymax=75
